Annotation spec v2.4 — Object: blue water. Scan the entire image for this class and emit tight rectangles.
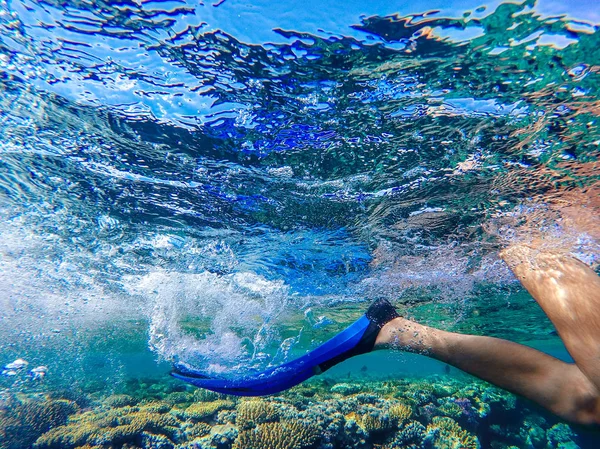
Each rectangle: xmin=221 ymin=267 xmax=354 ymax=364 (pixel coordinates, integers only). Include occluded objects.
xmin=1 ymin=0 xmax=599 ymax=448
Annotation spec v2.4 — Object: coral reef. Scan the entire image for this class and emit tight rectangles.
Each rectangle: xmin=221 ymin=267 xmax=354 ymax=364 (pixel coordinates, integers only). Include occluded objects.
xmin=547 ymin=423 xmax=578 ymax=448
xmin=0 ymin=395 xmax=79 ymax=449
xmin=331 ymin=383 xmax=360 ymax=396
xmin=236 ymin=399 xmax=279 ymax=429
xmin=34 ymin=403 xmax=180 ymax=448
xmin=385 ymin=420 xmax=426 ymax=449
xmin=0 ymin=376 xmax=583 ymax=449
xmin=389 ymin=403 xmax=413 ymax=426
xmin=182 ymin=400 xmax=235 ymax=421
xmin=233 ymin=420 xmax=320 ymax=449
xmin=425 ymin=416 xmax=479 ymax=449
xmin=361 ymin=410 xmax=393 ymax=434
xmin=105 ymin=395 xmax=138 ymax=408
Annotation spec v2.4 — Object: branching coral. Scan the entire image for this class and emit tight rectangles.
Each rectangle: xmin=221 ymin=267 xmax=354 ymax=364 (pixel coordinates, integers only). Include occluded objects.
xmin=0 ymin=396 xmax=79 ymax=449
xmin=425 ymin=417 xmax=479 ymax=449
xmin=140 ymin=401 xmax=172 ymax=414
xmin=386 ymin=420 xmax=426 ymax=449
xmin=236 ymin=400 xmax=279 ymax=429
xmin=362 ymin=412 xmax=393 ymax=434
xmin=164 ymin=392 xmax=193 ymax=406
xmin=183 ymin=421 xmax=212 ymax=440
xmin=104 ymin=395 xmax=136 ymax=408
xmin=331 ymin=383 xmax=360 ymax=396
xmin=193 ymin=389 xmax=225 ymax=403
xmin=389 ymin=403 xmax=413 ymax=425
xmin=233 ymin=420 xmax=320 ymax=449
xmin=437 ymin=401 xmax=463 ymax=420
xmin=34 ymin=406 xmax=180 ymax=449
xmin=183 ymin=400 xmax=235 ymax=421
xmin=140 ymin=431 xmax=175 ymax=449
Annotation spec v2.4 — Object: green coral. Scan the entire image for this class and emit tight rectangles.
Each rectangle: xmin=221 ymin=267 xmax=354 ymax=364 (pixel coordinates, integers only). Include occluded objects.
xmin=233 ymin=420 xmax=320 ymax=449
xmin=236 ymin=399 xmax=280 ymax=429
xmin=140 ymin=431 xmax=175 ymax=449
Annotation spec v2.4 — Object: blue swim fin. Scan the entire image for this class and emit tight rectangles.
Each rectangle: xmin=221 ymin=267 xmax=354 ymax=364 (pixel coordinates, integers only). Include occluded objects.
xmin=170 ymin=299 xmax=399 ymax=396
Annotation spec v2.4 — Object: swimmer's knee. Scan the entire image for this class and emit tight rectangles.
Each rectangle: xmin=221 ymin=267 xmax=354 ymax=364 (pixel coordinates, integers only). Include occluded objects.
xmin=558 ymin=375 xmax=600 ymax=427
xmin=573 ymin=387 xmax=600 ymax=427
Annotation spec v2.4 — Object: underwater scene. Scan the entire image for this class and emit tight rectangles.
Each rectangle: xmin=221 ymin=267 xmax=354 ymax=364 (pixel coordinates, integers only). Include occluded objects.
xmin=1 ymin=0 xmax=600 ymax=447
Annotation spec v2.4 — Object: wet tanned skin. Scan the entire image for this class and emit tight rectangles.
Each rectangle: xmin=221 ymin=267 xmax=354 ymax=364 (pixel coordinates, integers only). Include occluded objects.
xmin=375 ymin=245 xmax=600 ymax=427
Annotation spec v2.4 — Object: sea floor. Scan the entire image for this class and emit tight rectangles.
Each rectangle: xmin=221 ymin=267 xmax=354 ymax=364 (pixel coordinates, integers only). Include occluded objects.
xmin=2 ymin=373 xmax=598 ymax=449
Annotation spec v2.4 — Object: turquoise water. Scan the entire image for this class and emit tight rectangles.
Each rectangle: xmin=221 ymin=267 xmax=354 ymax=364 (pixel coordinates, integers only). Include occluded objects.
xmin=1 ymin=0 xmax=599 ymax=447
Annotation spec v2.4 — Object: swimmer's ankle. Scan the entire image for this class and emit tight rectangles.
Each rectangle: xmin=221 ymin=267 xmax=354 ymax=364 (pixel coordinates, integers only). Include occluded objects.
xmin=374 ymin=316 xmax=417 ymax=350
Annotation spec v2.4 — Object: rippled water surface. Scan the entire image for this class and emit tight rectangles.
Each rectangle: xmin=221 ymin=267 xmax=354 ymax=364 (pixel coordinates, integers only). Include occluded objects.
xmin=1 ymin=0 xmax=599 ymax=447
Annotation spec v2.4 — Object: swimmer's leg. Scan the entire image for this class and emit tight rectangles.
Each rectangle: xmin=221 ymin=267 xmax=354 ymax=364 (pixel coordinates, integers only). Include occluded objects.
xmin=376 ymin=318 xmax=599 ymax=425
xmin=375 ymin=247 xmax=600 ymax=426
xmin=500 ymin=245 xmax=600 ymax=392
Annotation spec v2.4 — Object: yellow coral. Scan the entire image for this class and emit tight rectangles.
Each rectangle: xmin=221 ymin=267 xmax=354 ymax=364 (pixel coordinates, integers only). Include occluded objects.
xmin=139 ymin=401 xmax=171 ymax=414
xmin=236 ymin=400 xmax=279 ymax=429
xmin=186 ymin=422 xmax=212 ymax=439
xmin=234 ymin=420 xmax=319 ymax=449
xmin=426 ymin=416 xmax=479 ymax=449
xmin=0 ymin=396 xmax=80 ymax=449
xmin=193 ymin=389 xmax=225 ymax=402
xmin=389 ymin=403 xmax=413 ymax=425
xmin=103 ymin=395 xmax=136 ymax=408
xmin=362 ymin=413 xmax=392 ymax=434
xmin=34 ymin=405 xmax=181 ymax=449
xmin=184 ymin=400 xmax=235 ymax=421
xmin=438 ymin=401 xmax=463 ymax=419
xmin=35 ymin=422 xmax=98 ymax=448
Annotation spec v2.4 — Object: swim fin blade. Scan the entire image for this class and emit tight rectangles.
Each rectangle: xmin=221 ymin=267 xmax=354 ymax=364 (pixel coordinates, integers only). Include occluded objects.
xmin=170 ymin=298 xmax=399 ymax=396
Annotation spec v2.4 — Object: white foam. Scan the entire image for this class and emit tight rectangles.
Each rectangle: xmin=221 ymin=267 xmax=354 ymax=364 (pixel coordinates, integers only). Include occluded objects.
xmin=127 ymin=269 xmax=291 ymax=372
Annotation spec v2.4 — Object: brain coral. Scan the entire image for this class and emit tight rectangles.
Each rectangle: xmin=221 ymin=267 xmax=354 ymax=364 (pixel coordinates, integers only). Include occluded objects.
xmin=233 ymin=420 xmax=320 ymax=449
xmin=236 ymin=400 xmax=279 ymax=429
xmin=425 ymin=416 xmax=479 ymax=449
